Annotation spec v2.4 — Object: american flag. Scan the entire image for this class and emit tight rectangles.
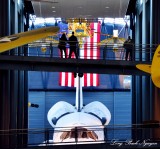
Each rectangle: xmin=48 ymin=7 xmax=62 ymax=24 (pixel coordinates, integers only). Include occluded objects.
xmin=59 ymin=22 xmax=101 ymax=87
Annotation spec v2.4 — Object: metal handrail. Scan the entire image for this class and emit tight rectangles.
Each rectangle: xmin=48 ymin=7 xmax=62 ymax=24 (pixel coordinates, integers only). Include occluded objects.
xmin=1 ymin=43 xmax=158 ymax=62
xmin=0 ymin=123 xmax=160 ymax=147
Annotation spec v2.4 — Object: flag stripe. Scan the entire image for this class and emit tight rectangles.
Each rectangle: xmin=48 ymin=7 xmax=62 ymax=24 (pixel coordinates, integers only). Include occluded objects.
xmin=90 ymin=23 xmax=94 ymax=86
xmin=59 ymin=22 xmax=101 ymax=87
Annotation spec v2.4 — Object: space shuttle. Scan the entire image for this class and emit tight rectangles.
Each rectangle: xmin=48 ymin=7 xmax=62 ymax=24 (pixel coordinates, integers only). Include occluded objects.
xmin=47 ymin=73 xmax=111 ymax=144
xmin=136 ymin=45 xmax=160 ymax=88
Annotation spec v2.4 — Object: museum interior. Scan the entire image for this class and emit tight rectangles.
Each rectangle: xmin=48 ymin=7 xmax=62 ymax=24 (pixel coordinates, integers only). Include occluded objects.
xmin=0 ymin=0 xmax=160 ymax=148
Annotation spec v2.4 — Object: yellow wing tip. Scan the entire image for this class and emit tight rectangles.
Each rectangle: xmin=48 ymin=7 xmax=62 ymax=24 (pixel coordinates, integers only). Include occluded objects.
xmin=152 ymin=76 xmax=160 ymax=88
xmin=136 ymin=64 xmax=151 ymax=74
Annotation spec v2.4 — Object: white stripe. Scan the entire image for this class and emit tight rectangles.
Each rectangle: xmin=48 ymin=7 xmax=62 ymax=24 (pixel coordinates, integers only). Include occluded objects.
xmin=68 ymin=72 xmax=72 ymax=87
xmin=86 ymin=31 xmax=90 ymax=86
xmin=87 ymin=37 xmax=90 ymax=59
xmin=80 ymin=42 xmax=84 ymax=59
xmin=93 ymin=23 xmax=98 ymax=85
xmin=61 ymin=72 xmax=65 ymax=86
xmin=87 ymin=73 xmax=90 ymax=86
xmin=93 ymin=23 xmax=98 ymax=86
xmin=93 ymin=73 xmax=97 ymax=86
xmin=93 ymin=23 xmax=98 ymax=60
xmin=62 ymin=50 xmax=64 ymax=58
xmin=75 ymin=77 xmax=78 ymax=88
xmin=82 ymin=75 xmax=84 ymax=87
xmin=60 ymin=23 xmax=99 ymax=87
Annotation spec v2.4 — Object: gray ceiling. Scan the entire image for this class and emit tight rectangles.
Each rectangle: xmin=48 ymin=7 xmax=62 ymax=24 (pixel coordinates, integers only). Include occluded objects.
xmin=27 ymin=0 xmax=130 ymax=19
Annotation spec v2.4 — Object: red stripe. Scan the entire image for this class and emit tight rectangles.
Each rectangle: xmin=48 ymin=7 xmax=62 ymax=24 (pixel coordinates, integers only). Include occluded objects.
xmin=96 ymin=22 xmax=101 ymax=86
xmin=71 ymin=73 xmax=74 ymax=87
xmin=84 ymin=39 xmax=87 ymax=59
xmin=59 ymin=23 xmax=101 ymax=87
xmin=97 ymin=22 xmax=101 ymax=58
xmin=90 ymin=23 xmax=94 ymax=59
xmin=90 ymin=74 xmax=93 ymax=86
xmin=90 ymin=23 xmax=94 ymax=86
xmin=83 ymin=35 xmax=88 ymax=86
xmin=66 ymin=48 xmax=69 ymax=58
xmin=84 ymin=73 xmax=87 ymax=86
xmin=59 ymin=72 xmax=62 ymax=86
xmin=65 ymin=72 xmax=68 ymax=86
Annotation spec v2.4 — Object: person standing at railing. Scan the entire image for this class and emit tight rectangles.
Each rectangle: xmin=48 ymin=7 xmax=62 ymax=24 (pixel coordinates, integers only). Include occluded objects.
xmin=123 ymin=36 xmax=134 ymax=61
xmin=68 ymin=31 xmax=79 ymax=59
xmin=58 ymin=33 xmax=68 ymax=58
xmin=50 ymin=42 xmax=53 ymax=57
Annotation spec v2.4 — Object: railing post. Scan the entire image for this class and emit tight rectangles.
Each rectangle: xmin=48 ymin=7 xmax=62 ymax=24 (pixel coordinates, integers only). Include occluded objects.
xmin=50 ymin=42 xmax=53 ymax=58
xmin=75 ymin=127 xmax=78 ymax=143
xmin=104 ymin=127 xmax=107 ymax=142
xmin=45 ymin=128 xmax=49 ymax=145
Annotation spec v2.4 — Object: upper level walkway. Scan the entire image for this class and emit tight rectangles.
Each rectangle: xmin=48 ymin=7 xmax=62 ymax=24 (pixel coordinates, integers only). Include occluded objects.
xmin=0 ymin=44 xmax=154 ymax=75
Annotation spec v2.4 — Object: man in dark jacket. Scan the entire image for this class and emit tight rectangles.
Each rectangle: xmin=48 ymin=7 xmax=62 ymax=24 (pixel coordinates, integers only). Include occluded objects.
xmin=124 ymin=36 xmax=134 ymax=61
xmin=68 ymin=32 xmax=79 ymax=59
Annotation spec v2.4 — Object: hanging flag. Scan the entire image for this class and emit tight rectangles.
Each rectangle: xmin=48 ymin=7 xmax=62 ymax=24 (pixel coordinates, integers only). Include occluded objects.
xmin=59 ymin=22 xmax=101 ymax=87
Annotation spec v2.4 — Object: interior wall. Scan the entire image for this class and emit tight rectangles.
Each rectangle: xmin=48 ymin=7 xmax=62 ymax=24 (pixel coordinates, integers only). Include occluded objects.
xmin=28 ymin=91 xmax=132 ymax=144
xmin=152 ymin=0 xmax=160 ymax=139
xmin=0 ymin=0 xmax=28 ymax=148
xmin=133 ymin=0 xmax=160 ymax=140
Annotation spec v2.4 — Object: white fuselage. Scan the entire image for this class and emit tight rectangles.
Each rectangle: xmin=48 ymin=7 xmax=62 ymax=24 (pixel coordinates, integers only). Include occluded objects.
xmin=46 ymin=75 xmax=111 ymax=145
xmin=53 ymin=112 xmax=104 ymax=143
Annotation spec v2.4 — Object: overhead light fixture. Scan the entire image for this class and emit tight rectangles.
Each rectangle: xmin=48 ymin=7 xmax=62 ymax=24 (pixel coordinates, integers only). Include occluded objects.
xmin=105 ymin=6 xmax=109 ymax=9
xmin=52 ymin=6 xmax=55 ymax=8
xmin=113 ymin=30 xmax=118 ymax=38
xmin=52 ymin=11 xmax=56 ymax=13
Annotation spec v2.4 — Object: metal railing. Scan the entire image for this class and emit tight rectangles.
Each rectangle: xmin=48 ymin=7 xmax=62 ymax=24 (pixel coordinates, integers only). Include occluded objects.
xmin=1 ymin=43 xmax=158 ymax=62
xmin=1 ymin=123 xmax=160 ymax=148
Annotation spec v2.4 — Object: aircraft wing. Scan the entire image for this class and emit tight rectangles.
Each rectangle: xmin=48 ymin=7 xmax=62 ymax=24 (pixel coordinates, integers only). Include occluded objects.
xmin=151 ymin=45 xmax=160 ymax=88
xmin=136 ymin=45 xmax=160 ymax=88
xmin=0 ymin=26 xmax=59 ymax=53
xmin=136 ymin=64 xmax=151 ymax=74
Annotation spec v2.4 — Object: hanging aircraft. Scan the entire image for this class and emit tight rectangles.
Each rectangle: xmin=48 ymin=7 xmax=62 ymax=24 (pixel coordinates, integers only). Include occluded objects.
xmin=0 ymin=26 xmax=59 ymax=53
xmin=136 ymin=45 xmax=160 ymax=88
xmin=98 ymin=37 xmax=125 ymax=48
xmin=27 ymin=20 xmax=96 ymax=50
xmin=41 ymin=73 xmax=111 ymax=145
xmin=27 ymin=36 xmax=59 ymax=53
xmin=28 ymin=102 xmax=39 ymax=108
